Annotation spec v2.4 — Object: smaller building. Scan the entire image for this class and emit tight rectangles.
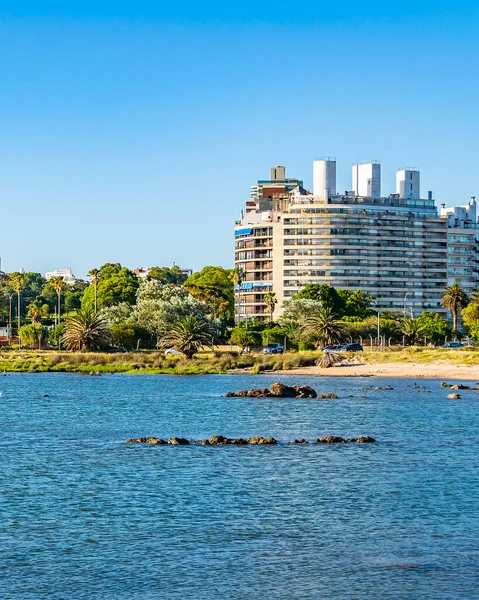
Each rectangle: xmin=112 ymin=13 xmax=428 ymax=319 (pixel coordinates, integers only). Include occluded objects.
xmin=45 ymin=269 xmax=76 ymax=286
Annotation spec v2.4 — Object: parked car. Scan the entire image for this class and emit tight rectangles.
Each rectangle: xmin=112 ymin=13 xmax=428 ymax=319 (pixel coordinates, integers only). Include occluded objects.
xmin=165 ymin=348 xmax=184 ymax=356
xmin=340 ymin=343 xmax=364 ymax=352
xmin=263 ymin=343 xmax=284 ymax=354
xmin=321 ymin=345 xmax=344 ymax=352
xmin=441 ymin=341 xmax=464 ymax=348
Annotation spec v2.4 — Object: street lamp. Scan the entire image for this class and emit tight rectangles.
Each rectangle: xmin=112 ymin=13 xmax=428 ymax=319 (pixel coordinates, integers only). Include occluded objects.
xmin=403 ymin=292 xmax=410 ymax=317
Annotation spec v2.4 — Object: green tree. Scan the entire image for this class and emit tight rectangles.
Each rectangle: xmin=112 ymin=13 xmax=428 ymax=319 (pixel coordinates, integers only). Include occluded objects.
xmin=261 ymin=325 xmax=288 ymax=346
xmin=159 ymin=315 xmax=215 ymax=358
xmin=184 ymin=266 xmax=234 ymax=321
xmin=263 ymin=291 xmax=277 ymax=322
xmin=293 ymin=284 xmax=346 ymax=317
xmin=110 ymin=322 xmax=137 ymax=349
xmin=231 ymin=266 xmax=246 ymax=323
xmin=27 ymin=299 xmax=48 ymax=324
xmin=230 ymin=327 xmax=262 ymax=352
xmin=440 ymin=283 xmax=469 ymax=330
xmin=62 ymin=309 xmax=111 ymax=351
xmin=399 ymin=318 xmax=425 ymax=345
xmin=416 ymin=311 xmax=452 ymax=344
xmin=8 ymin=272 xmax=27 ymax=331
xmin=19 ymin=323 xmax=46 ymax=349
xmin=147 ymin=265 xmax=189 ymax=285
xmin=47 ymin=276 xmax=65 ymax=325
xmin=337 ymin=289 xmax=374 ymax=319
xmin=462 ymin=303 xmax=479 ymax=340
xmin=298 ymin=307 xmax=345 ymax=348
xmin=82 ymin=263 xmax=139 ymax=312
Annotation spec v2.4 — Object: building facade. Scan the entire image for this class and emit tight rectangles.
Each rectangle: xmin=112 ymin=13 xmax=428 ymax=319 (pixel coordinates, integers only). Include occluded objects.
xmin=440 ymin=198 xmax=479 ymax=296
xmin=235 ymin=160 xmax=450 ymax=322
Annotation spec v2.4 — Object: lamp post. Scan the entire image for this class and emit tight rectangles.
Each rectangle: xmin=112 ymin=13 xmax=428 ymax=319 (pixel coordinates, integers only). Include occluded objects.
xmin=403 ymin=292 xmax=410 ymax=317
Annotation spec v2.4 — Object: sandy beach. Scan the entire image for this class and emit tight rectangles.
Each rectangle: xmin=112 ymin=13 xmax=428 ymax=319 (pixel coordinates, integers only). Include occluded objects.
xmin=276 ymin=361 xmax=479 ymax=380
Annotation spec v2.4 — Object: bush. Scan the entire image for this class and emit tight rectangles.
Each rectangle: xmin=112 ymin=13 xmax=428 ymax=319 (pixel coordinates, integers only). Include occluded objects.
xmin=19 ymin=324 xmax=47 ymax=349
xmin=298 ymin=341 xmax=315 ymax=351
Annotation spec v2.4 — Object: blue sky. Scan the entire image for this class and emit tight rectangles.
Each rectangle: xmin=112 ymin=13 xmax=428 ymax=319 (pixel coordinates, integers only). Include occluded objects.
xmin=1 ymin=2 xmax=478 ymax=277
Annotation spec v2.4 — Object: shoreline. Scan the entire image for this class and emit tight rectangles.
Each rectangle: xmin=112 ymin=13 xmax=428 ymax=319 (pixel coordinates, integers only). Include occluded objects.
xmin=273 ymin=361 xmax=479 ymax=380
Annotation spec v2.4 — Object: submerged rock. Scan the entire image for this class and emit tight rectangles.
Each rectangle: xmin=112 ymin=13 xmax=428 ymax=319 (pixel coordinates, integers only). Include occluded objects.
xmin=318 ymin=393 xmax=338 ymax=399
xmin=316 ymin=436 xmax=346 ymax=444
xmin=167 ymin=437 xmax=190 ymax=445
xmin=352 ymin=436 xmax=376 ymax=443
xmin=292 ymin=438 xmax=309 ymax=444
xmin=376 ymin=386 xmax=394 ymax=391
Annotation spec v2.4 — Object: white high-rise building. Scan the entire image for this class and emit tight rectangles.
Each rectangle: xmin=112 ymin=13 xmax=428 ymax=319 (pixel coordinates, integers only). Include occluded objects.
xmin=352 ymin=161 xmax=381 ymax=198
xmin=396 ymin=169 xmax=420 ymax=199
xmin=312 ymin=158 xmax=336 ymax=199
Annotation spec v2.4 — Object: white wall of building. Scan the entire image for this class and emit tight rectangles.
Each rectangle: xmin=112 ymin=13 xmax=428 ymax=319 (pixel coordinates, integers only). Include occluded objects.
xmin=396 ymin=169 xmax=420 ymax=199
xmin=352 ymin=162 xmax=381 ymax=197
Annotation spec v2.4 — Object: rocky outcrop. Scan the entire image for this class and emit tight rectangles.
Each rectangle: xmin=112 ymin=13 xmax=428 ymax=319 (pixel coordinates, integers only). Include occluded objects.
xmin=292 ymin=438 xmax=309 ymax=444
xmin=441 ymin=382 xmax=478 ymax=390
xmin=318 ymin=393 xmax=338 ymax=399
xmin=316 ymin=435 xmax=376 ymax=444
xmin=247 ymin=436 xmax=277 ymax=445
xmin=167 ymin=437 xmax=190 ymax=445
xmin=126 ymin=437 xmax=167 ymax=444
xmin=226 ymin=382 xmax=317 ymax=398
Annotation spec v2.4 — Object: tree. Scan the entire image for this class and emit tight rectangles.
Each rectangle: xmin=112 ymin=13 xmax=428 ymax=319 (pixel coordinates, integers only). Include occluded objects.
xmin=27 ymin=299 xmax=48 ymax=324
xmin=230 ymin=328 xmax=262 ymax=352
xmin=159 ymin=315 xmax=215 ymax=358
xmin=399 ymin=318 xmax=425 ymax=345
xmin=81 ymin=263 xmax=139 ymax=312
xmin=337 ymin=289 xmax=374 ymax=319
xmin=231 ymin=266 xmax=246 ymax=323
xmin=298 ymin=307 xmax=344 ymax=348
xmin=110 ymin=322 xmax=137 ymax=349
xmin=62 ymin=310 xmax=111 ymax=351
xmin=440 ymin=283 xmax=469 ymax=330
xmin=19 ymin=323 xmax=46 ymax=349
xmin=263 ymin=291 xmax=277 ymax=322
xmin=184 ymin=266 xmax=234 ymax=321
xmin=293 ymin=284 xmax=345 ymax=317
xmin=88 ymin=268 xmax=100 ymax=314
xmin=147 ymin=265 xmax=189 ymax=285
xmin=279 ymin=298 xmax=323 ymax=338
xmin=133 ymin=280 xmax=210 ymax=344
xmin=261 ymin=325 xmax=288 ymax=346
xmin=461 ymin=303 xmax=479 ymax=341
xmin=8 ymin=272 xmax=27 ymax=332
xmin=47 ymin=276 xmax=65 ymax=326
xmin=416 ymin=311 xmax=452 ymax=344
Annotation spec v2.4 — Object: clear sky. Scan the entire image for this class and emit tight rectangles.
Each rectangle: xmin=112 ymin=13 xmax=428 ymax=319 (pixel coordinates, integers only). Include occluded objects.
xmin=1 ymin=2 xmax=478 ymax=277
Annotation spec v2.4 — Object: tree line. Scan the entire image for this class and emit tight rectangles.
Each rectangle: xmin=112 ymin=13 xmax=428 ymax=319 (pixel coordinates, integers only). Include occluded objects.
xmin=1 ymin=262 xmax=478 ymax=355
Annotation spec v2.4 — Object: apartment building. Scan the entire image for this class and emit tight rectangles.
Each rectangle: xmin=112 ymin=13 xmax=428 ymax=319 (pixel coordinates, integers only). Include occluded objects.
xmin=440 ymin=198 xmax=479 ymax=295
xmin=234 ymin=160 xmax=449 ymax=322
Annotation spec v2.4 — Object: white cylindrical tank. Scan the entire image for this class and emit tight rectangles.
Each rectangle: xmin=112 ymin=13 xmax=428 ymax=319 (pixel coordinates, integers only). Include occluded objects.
xmin=313 ymin=159 xmax=336 ymax=199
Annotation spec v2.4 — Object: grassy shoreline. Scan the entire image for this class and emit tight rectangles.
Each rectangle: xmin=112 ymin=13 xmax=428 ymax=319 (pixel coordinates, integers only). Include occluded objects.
xmin=0 ymin=347 xmax=478 ymax=375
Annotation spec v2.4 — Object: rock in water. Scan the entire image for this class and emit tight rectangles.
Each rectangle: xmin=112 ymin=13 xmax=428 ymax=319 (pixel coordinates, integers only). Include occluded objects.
xmin=292 ymin=438 xmax=309 ymax=444
xmin=167 ymin=437 xmax=190 ymax=445
xmin=291 ymin=385 xmax=317 ymax=398
xmin=247 ymin=436 xmax=277 ymax=445
xmin=353 ymin=436 xmax=376 ymax=443
xmin=126 ymin=437 xmax=167 ymax=444
xmin=315 ymin=436 xmax=346 ymax=444
xmin=269 ymin=383 xmax=297 ymax=397
xmin=447 ymin=393 xmax=461 ymax=399
xmin=318 ymin=393 xmax=339 ymax=399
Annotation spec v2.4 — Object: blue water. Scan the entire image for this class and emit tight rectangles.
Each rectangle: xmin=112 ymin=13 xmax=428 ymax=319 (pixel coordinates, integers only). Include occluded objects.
xmin=0 ymin=373 xmax=478 ymax=599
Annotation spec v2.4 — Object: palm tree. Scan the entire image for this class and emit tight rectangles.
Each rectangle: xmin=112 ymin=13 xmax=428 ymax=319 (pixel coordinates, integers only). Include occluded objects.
xmin=232 ymin=266 xmax=245 ymax=324
xmin=8 ymin=272 xmax=27 ymax=333
xmin=27 ymin=299 xmax=44 ymax=324
xmin=440 ymin=283 xmax=469 ymax=330
xmin=62 ymin=309 xmax=111 ymax=351
xmin=264 ymin=291 xmax=277 ymax=322
xmin=299 ymin=307 xmax=344 ymax=348
xmin=159 ymin=315 xmax=214 ymax=359
xmin=399 ymin=318 xmax=425 ymax=345
xmin=48 ymin=276 xmax=65 ymax=326
xmin=469 ymin=290 xmax=479 ymax=305
xmin=88 ymin=268 xmax=100 ymax=314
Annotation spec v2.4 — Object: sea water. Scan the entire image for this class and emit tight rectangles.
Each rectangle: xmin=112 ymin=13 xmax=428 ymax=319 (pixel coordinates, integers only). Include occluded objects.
xmin=0 ymin=373 xmax=477 ymax=599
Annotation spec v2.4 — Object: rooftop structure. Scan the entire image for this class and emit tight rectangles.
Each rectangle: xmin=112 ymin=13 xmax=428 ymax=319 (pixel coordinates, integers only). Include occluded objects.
xmin=45 ymin=269 xmax=76 ymax=286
